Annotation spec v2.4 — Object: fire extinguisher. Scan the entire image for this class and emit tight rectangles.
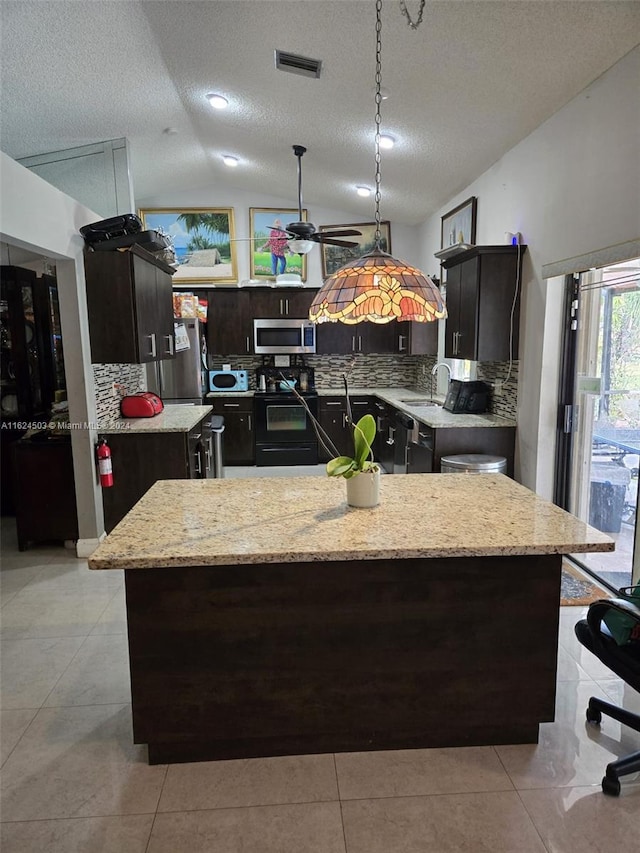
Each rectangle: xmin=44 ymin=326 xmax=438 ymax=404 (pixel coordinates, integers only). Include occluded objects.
xmin=96 ymin=438 xmax=114 ymax=488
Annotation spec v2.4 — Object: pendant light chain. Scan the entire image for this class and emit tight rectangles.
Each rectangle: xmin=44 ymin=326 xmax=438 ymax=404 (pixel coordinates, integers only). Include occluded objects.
xmin=399 ymin=0 xmax=425 ymax=30
xmin=307 ymin=0 xmax=446 ymax=327
xmin=374 ymin=0 xmax=383 ymax=247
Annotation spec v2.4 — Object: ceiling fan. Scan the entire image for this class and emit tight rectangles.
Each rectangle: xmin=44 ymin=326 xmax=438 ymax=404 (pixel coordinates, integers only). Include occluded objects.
xmin=272 ymin=145 xmax=362 ymax=254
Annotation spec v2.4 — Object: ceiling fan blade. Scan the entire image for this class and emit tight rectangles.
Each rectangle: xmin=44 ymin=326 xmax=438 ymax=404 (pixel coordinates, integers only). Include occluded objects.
xmin=319 ymin=229 xmax=362 ymax=238
xmin=317 ymin=237 xmax=360 ymax=248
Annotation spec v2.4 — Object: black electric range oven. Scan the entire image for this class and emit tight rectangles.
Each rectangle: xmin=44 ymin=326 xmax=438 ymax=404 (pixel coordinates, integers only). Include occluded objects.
xmin=254 ymin=390 xmax=319 ymax=466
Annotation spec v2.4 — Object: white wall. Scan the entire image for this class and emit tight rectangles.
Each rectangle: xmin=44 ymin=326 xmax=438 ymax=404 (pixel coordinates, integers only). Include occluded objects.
xmin=0 ymin=151 xmax=104 ymax=554
xmin=417 ymin=46 xmax=640 ymax=497
xmin=136 ymin=186 xmax=429 ymax=287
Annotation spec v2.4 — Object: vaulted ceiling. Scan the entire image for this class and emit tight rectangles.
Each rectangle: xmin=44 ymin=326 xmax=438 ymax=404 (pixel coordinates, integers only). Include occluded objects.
xmin=1 ymin=1 xmax=639 ymax=223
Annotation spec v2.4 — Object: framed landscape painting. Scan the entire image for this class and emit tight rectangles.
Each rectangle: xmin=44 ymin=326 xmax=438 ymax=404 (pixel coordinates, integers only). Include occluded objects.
xmin=249 ymin=208 xmax=308 ymax=281
xmin=319 ymin=221 xmax=391 ymax=278
xmin=138 ymin=208 xmax=238 ymax=285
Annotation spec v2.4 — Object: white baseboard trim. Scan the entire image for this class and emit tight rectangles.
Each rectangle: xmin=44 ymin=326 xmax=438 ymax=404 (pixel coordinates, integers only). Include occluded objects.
xmin=75 ymin=535 xmax=106 ymax=558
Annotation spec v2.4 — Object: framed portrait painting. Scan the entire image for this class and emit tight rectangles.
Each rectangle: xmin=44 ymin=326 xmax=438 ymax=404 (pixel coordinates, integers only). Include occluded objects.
xmin=249 ymin=208 xmax=308 ymax=281
xmin=440 ymin=197 xmax=477 ymax=250
xmin=138 ymin=208 xmax=238 ymax=285
xmin=319 ymin=221 xmax=391 ymax=278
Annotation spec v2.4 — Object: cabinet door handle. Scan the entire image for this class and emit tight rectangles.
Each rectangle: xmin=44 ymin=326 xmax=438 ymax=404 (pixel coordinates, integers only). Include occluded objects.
xmin=194 ymin=448 xmax=202 ymax=476
xmin=352 ymin=336 xmax=356 ymax=352
xmin=358 ymin=335 xmax=363 ymax=352
xmin=246 ymin=336 xmax=250 ymax=353
xmin=452 ymin=331 xmax=458 ymax=355
xmin=325 ymin=401 xmax=342 ymax=407
xmin=247 ymin=414 xmax=252 ymax=431
xmin=191 ymin=432 xmax=202 ymax=440
xmin=342 ymin=413 xmax=348 ymax=428
xmin=223 ymin=403 xmax=240 ymax=408
xmin=149 ymin=333 xmax=157 ymax=358
xmin=165 ymin=335 xmax=174 ymax=355
xmin=279 ymin=299 xmax=284 ymax=315
xmin=387 ymin=426 xmax=395 ymax=446
xmin=398 ymin=334 xmax=407 ymax=352
xmin=285 ymin=299 xmax=289 ymax=315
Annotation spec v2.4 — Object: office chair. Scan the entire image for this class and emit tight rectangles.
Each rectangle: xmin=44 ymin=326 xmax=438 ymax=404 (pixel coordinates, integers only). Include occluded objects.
xmin=574 ymin=590 xmax=640 ymax=796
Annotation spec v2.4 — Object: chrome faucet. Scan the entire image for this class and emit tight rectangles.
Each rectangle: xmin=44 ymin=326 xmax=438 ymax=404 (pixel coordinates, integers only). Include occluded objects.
xmin=430 ymin=362 xmax=452 ymax=400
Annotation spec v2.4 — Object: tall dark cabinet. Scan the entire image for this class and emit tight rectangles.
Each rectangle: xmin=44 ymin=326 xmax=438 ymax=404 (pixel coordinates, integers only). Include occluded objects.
xmin=84 ymin=245 xmax=176 ymax=364
xmin=1 ymin=266 xmax=69 ymax=516
xmin=442 ymin=245 xmax=527 ymax=361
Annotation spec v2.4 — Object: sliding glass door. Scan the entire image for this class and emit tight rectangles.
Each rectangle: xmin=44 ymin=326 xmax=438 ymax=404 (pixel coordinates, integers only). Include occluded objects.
xmin=556 ymin=259 xmax=639 ymax=589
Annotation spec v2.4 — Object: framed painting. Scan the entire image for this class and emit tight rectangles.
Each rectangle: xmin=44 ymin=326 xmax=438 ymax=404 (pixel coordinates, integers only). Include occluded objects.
xmin=440 ymin=197 xmax=477 ymax=250
xmin=319 ymin=221 xmax=391 ymax=278
xmin=138 ymin=208 xmax=238 ymax=285
xmin=249 ymin=208 xmax=308 ymax=281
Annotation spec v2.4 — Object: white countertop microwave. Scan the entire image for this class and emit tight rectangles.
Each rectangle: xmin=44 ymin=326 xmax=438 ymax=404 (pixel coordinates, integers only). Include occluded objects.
xmin=253 ymin=318 xmax=316 ymax=355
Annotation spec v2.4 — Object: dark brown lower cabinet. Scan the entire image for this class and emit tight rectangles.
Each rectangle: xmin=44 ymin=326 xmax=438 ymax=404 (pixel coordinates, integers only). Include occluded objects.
xmin=317 ymin=396 xmax=377 ymax=461
xmin=125 ymin=551 xmax=560 ymax=764
xmin=12 ymin=438 xmax=78 ymax=550
xmin=208 ymin=397 xmax=254 ymax=464
xmin=406 ymin=425 xmax=516 ymax=477
xmin=101 ymin=422 xmax=206 ymax=533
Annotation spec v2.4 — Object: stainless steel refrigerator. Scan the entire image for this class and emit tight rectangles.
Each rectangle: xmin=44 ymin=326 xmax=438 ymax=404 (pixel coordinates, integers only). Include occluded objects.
xmin=157 ymin=319 xmax=205 ymax=404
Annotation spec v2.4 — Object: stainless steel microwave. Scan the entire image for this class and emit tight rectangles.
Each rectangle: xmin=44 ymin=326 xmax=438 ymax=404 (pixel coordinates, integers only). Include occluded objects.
xmin=253 ymin=318 xmax=316 ymax=354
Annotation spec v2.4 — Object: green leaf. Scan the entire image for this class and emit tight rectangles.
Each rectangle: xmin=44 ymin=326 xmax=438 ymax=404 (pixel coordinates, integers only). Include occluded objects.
xmin=353 ymin=414 xmax=376 ymax=469
xmin=326 ymin=456 xmax=356 ymax=477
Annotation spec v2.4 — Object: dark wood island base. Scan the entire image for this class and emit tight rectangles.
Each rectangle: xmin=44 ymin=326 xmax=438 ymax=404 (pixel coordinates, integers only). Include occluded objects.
xmin=125 ymin=553 xmax=562 ymax=765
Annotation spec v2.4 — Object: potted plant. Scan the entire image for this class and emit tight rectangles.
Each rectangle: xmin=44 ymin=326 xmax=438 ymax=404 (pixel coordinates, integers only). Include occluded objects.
xmin=288 ymin=375 xmax=381 ymax=507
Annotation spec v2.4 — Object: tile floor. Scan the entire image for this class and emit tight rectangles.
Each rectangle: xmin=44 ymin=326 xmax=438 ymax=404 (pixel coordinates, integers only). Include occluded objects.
xmin=1 ymin=516 xmax=639 ymax=852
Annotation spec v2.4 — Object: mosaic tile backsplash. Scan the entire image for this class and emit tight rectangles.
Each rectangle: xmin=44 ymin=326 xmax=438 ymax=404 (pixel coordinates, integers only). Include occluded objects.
xmin=477 ymin=361 xmax=518 ymax=420
xmin=207 ymin=351 xmax=517 ymax=417
xmin=208 ymin=353 xmax=432 ymax=391
xmin=93 ymin=364 xmax=145 ymax=423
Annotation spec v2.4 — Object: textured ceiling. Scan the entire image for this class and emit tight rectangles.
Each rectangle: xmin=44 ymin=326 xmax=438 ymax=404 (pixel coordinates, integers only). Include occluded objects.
xmin=1 ymin=1 xmax=639 ymax=224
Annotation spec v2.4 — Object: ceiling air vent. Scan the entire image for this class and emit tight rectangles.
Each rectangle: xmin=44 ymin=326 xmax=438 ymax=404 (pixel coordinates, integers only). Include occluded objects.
xmin=274 ymin=50 xmax=322 ymax=79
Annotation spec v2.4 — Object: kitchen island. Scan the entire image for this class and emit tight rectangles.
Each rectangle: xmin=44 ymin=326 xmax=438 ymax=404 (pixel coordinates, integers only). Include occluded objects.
xmin=89 ymin=474 xmax=613 ymax=764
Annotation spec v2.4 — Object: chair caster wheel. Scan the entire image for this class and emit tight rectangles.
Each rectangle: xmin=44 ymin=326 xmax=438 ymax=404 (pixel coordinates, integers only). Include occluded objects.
xmin=602 ymin=776 xmax=621 ymax=797
xmin=586 ymin=706 xmax=602 ymax=724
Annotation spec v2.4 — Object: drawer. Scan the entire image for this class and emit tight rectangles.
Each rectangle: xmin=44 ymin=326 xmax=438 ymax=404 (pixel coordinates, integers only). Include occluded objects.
xmin=210 ymin=397 xmax=254 ymax=414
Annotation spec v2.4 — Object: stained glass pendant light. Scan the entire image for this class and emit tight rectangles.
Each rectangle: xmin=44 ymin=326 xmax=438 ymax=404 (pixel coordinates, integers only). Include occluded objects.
xmin=309 ymin=0 xmax=446 ymax=326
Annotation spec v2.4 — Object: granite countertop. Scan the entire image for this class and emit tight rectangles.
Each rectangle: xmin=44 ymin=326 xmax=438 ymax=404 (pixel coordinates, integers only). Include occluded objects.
xmin=89 ymin=474 xmax=613 ymax=570
xmin=204 ymin=391 xmax=254 ymax=399
xmin=99 ymin=404 xmax=213 ymax=434
xmin=319 ymin=387 xmax=516 ymax=429
xmin=204 ymin=386 xmax=515 ymax=428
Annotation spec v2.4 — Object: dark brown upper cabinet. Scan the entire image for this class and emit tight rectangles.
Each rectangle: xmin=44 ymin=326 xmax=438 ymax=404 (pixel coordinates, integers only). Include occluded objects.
xmin=442 ymin=245 xmax=527 ymax=362
xmin=249 ymin=288 xmax=316 ymax=319
xmin=84 ymin=245 xmax=176 ymax=364
xmin=207 ymin=289 xmax=253 ymax=355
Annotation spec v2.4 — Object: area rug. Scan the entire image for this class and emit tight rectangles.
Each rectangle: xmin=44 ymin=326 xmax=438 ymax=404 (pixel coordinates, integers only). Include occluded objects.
xmin=560 ymin=560 xmax=610 ymax=606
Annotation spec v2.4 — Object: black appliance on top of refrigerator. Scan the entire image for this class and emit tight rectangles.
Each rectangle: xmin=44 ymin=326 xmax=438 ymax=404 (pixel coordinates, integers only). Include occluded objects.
xmin=157 ymin=318 xmax=206 ymax=405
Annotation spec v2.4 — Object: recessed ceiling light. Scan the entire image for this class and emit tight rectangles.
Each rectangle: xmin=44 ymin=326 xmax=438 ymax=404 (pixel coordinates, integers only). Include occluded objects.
xmin=379 ymin=134 xmax=395 ymax=149
xmin=223 ymin=155 xmax=239 ymax=167
xmin=356 ymin=186 xmax=371 ymax=197
xmin=207 ymin=93 xmax=229 ymax=110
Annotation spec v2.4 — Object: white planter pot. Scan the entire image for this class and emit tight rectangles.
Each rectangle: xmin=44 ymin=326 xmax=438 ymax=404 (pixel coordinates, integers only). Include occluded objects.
xmin=346 ymin=468 xmax=380 ymax=508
